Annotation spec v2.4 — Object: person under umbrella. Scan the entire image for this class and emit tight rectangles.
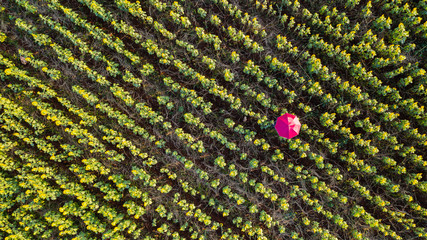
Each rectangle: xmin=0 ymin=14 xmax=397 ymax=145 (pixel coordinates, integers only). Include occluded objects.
xmin=275 ymin=113 xmax=301 ymax=139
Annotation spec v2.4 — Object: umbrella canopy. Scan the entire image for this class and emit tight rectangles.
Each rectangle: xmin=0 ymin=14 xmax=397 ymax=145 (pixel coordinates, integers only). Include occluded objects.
xmin=275 ymin=113 xmax=301 ymax=139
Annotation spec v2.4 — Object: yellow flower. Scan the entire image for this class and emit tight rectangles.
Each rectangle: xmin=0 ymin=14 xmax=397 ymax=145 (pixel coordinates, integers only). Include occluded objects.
xmin=42 ymin=67 xmax=48 ymax=72
xmin=4 ymin=68 xmax=12 ymax=75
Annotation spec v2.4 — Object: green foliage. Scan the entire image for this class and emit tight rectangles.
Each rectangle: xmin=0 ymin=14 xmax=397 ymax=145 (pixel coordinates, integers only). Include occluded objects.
xmin=390 ymin=23 xmax=410 ymax=44
xmin=2 ymin=0 xmax=427 ymax=239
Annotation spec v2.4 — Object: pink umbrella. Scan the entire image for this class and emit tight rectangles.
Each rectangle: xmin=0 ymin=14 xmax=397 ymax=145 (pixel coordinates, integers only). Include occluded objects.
xmin=275 ymin=113 xmax=301 ymax=139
